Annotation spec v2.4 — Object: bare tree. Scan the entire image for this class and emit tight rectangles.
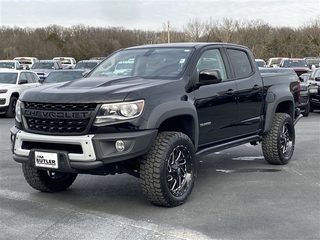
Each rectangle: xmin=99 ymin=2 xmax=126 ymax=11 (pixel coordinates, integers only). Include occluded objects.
xmin=0 ymin=17 xmax=320 ymax=62
xmin=183 ymin=18 xmax=206 ymax=42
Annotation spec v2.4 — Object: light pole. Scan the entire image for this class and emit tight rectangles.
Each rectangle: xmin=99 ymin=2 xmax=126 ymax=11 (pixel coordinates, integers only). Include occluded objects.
xmin=167 ymin=21 xmax=170 ymax=43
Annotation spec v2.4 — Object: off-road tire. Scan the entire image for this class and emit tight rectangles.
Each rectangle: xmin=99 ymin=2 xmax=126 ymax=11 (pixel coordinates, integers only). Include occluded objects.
xmin=262 ymin=113 xmax=295 ymax=165
xmin=5 ymin=96 xmax=17 ymax=118
xmin=140 ymin=132 xmax=196 ymax=207
xmin=22 ymin=164 xmax=77 ymax=192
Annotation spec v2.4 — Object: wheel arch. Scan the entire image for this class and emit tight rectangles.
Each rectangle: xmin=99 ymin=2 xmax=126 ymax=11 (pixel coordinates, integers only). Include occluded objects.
xmin=264 ymin=89 xmax=295 ymax=133
xmin=10 ymin=92 xmax=20 ymax=99
xmin=145 ymin=101 xmax=199 ymax=149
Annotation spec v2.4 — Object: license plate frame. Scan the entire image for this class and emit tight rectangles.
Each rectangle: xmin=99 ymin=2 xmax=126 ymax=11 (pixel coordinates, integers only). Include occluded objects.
xmin=309 ymin=85 xmax=319 ymax=95
xmin=34 ymin=151 xmax=59 ymax=169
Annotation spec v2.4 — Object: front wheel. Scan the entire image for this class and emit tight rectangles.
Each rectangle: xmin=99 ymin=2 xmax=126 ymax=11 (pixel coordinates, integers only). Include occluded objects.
xmin=5 ymin=96 xmax=17 ymax=118
xmin=309 ymin=104 xmax=314 ymax=112
xmin=22 ymin=164 xmax=77 ymax=192
xmin=140 ymin=132 xmax=196 ymax=207
xmin=302 ymin=102 xmax=310 ymax=117
xmin=262 ymin=113 xmax=295 ymax=165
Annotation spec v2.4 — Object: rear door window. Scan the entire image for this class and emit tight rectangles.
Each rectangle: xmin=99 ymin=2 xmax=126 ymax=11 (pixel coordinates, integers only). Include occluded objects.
xmin=227 ymin=49 xmax=253 ymax=78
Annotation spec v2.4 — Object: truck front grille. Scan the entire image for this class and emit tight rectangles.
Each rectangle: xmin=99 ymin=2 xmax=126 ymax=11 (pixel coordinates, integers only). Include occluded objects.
xmin=23 ymin=102 xmax=98 ymax=134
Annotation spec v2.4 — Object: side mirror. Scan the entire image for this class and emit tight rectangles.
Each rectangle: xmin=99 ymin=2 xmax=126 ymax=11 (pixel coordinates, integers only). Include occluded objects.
xmin=315 ymin=77 xmax=320 ymax=82
xmin=19 ymin=79 xmax=28 ymax=84
xmin=197 ymin=69 xmax=222 ymax=86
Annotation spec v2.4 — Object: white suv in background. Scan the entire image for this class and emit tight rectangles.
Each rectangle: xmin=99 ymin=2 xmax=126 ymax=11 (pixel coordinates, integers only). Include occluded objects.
xmin=13 ymin=57 xmax=39 ymax=69
xmin=0 ymin=60 xmax=23 ymax=70
xmin=0 ymin=69 xmax=40 ymax=117
xmin=53 ymin=57 xmax=77 ymax=69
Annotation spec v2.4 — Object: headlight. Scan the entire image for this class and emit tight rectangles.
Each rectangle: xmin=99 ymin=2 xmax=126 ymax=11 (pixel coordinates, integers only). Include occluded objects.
xmin=15 ymin=99 xmax=22 ymax=122
xmin=94 ymin=100 xmax=144 ymax=125
xmin=0 ymin=89 xmax=8 ymax=93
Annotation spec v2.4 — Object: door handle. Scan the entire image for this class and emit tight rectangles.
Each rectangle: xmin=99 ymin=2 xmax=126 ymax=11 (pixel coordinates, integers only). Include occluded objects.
xmin=253 ymin=84 xmax=261 ymax=90
xmin=226 ymin=89 xmax=236 ymax=95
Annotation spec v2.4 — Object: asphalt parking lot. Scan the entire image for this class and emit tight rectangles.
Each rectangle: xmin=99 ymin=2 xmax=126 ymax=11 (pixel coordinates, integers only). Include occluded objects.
xmin=0 ymin=112 xmax=319 ymax=240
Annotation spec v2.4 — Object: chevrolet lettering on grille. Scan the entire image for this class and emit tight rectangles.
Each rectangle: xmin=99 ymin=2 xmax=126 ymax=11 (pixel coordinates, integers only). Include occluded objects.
xmin=23 ymin=109 xmax=91 ymax=119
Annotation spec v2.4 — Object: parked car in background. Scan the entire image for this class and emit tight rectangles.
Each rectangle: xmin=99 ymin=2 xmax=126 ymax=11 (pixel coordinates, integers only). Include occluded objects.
xmin=90 ymin=57 xmax=106 ymax=60
xmin=299 ymin=73 xmax=311 ymax=82
xmin=114 ymin=60 xmax=134 ymax=75
xmin=13 ymin=57 xmax=39 ymax=69
xmin=299 ymin=80 xmax=310 ymax=116
xmin=307 ymin=68 xmax=320 ymax=112
xmin=52 ymin=57 xmax=76 ymax=69
xmin=42 ymin=69 xmax=86 ymax=84
xmin=0 ymin=69 xmax=40 ymax=117
xmin=30 ymin=60 xmax=63 ymax=80
xmin=307 ymin=67 xmax=320 ymax=81
xmin=309 ymin=83 xmax=320 ymax=112
xmin=304 ymin=57 xmax=320 ymax=69
xmin=0 ymin=60 xmax=23 ymax=70
xmin=75 ymin=60 xmax=101 ymax=71
xmin=279 ymin=58 xmax=312 ymax=76
xmin=255 ymin=59 xmax=266 ymax=68
xmin=266 ymin=57 xmax=287 ymax=68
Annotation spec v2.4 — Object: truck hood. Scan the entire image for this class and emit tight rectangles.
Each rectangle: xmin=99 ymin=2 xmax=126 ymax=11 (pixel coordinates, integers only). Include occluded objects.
xmin=20 ymin=76 xmax=173 ymax=103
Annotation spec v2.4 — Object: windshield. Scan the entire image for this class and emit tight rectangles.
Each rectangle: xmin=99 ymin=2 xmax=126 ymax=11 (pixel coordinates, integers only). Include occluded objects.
xmin=16 ymin=59 xmax=32 ymax=64
xmin=75 ymin=62 xmax=99 ymax=69
xmin=60 ymin=60 xmax=71 ymax=64
xmin=270 ymin=59 xmax=282 ymax=65
xmin=31 ymin=62 xmax=54 ymax=69
xmin=305 ymin=59 xmax=320 ymax=66
xmin=89 ymin=47 xmax=193 ymax=78
xmin=0 ymin=62 xmax=15 ymax=69
xmin=45 ymin=71 xmax=84 ymax=83
xmin=283 ymin=59 xmax=307 ymax=68
xmin=0 ymin=72 xmax=18 ymax=84
xmin=256 ymin=61 xmax=265 ymax=67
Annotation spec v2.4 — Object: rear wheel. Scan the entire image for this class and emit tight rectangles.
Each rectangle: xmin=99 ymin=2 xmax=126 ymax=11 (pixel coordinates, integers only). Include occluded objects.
xmin=22 ymin=164 xmax=77 ymax=192
xmin=140 ymin=132 xmax=196 ymax=207
xmin=5 ymin=96 xmax=17 ymax=118
xmin=262 ymin=113 xmax=295 ymax=165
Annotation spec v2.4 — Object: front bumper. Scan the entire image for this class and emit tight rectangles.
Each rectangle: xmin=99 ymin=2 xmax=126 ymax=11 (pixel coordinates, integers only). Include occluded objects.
xmin=0 ymin=93 xmax=10 ymax=113
xmin=10 ymin=127 xmax=157 ymax=172
xmin=0 ymin=105 xmax=9 ymax=114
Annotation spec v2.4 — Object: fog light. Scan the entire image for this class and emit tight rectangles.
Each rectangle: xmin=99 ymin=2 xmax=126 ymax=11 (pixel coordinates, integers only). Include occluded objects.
xmin=115 ymin=140 xmax=125 ymax=152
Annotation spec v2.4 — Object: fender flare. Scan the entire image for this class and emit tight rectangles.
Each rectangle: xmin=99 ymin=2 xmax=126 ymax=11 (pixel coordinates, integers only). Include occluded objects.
xmin=145 ymin=101 xmax=199 ymax=149
xmin=263 ymin=86 xmax=295 ymax=133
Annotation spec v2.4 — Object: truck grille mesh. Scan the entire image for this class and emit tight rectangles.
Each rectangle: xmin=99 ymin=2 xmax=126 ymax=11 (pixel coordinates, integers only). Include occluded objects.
xmin=23 ymin=102 xmax=97 ymax=134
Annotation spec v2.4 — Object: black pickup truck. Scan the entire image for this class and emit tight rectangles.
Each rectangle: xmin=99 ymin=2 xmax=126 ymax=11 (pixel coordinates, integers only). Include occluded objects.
xmin=10 ymin=43 xmax=302 ymax=207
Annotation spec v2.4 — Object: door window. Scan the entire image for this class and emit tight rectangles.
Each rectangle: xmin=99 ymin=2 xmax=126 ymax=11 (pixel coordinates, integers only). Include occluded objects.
xmin=196 ymin=49 xmax=227 ymax=80
xmin=227 ymin=49 xmax=253 ymax=78
xmin=19 ymin=73 xmax=28 ymax=83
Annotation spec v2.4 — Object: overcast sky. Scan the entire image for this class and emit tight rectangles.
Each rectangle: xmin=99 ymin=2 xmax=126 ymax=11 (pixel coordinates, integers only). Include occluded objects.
xmin=0 ymin=0 xmax=319 ymax=30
